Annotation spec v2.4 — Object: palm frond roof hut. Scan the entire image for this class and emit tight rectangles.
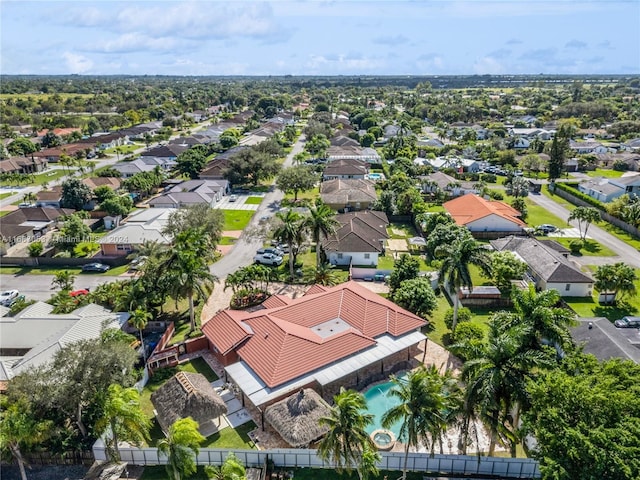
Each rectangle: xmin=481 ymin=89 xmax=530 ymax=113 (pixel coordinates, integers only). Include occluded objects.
xmin=150 ymin=371 xmax=227 ymax=433
xmin=264 ymin=389 xmax=331 ymax=448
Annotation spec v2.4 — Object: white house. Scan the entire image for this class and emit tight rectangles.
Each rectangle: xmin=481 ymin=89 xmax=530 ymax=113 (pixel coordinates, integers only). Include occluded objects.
xmin=491 ymin=236 xmax=594 ymax=297
xmin=322 ymin=210 xmax=389 ymax=267
xmin=578 ymin=173 xmax=640 ymax=202
xmin=444 ymin=194 xmax=525 ymax=233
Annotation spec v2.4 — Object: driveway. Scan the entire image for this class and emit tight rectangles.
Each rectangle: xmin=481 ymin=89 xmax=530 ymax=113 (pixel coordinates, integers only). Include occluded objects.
xmin=527 ymin=192 xmax=640 ymax=268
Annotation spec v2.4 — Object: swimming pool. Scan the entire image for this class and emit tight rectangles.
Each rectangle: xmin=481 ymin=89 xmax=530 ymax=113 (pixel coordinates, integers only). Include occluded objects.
xmin=362 ymin=375 xmax=406 ymax=438
xmin=367 ymin=173 xmax=384 ymax=181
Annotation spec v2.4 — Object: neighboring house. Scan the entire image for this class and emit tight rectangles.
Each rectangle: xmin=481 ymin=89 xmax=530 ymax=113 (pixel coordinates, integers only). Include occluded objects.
xmin=322 ymin=159 xmax=369 ymax=180
xmin=569 ymin=140 xmax=608 ymax=155
xmin=512 ymin=138 xmax=530 ymax=150
xmin=80 ymin=131 xmax=128 ymax=150
xmin=320 ymin=179 xmax=377 ymax=212
xmin=322 ymin=210 xmax=389 ymax=267
xmin=83 ymin=176 xmax=122 ymax=192
xmin=596 ymin=153 xmax=640 ymax=171
xmin=508 ymin=128 xmax=552 ymax=140
xmin=578 ymin=173 xmax=640 ymax=202
xmin=0 ymin=156 xmax=48 ymax=174
xmin=0 ymin=302 xmax=128 ymax=383
xmin=622 ymin=138 xmax=640 ymax=152
xmin=32 ymin=143 xmax=93 ymax=162
xmin=0 ymin=207 xmax=73 ymax=246
xmin=418 ymin=171 xmax=478 ymax=197
xmin=139 ymin=143 xmax=189 ymax=161
xmin=148 ymin=179 xmax=229 ymax=208
xmin=199 ymin=146 xmax=248 ymax=180
xmin=327 ymin=145 xmax=381 ymax=164
xmin=112 ymin=157 xmax=176 ymax=178
xmin=330 ymin=135 xmax=360 ymax=147
xmin=443 ymin=194 xmax=525 ymax=233
xmin=35 ymin=187 xmax=63 ymax=208
xmin=97 ymin=207 xmax=173 ymax=256
xmin=201 ymin=281 xmax=426 ymax=410
xmin=491 ymin=235 xmax=594 ymax=297
xmin=420 ymin=156 xmax=480 ymax=173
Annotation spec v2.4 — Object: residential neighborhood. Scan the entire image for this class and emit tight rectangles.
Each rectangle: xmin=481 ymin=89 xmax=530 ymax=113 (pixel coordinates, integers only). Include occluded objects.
xmin=1 ymin=73 xmax=639 ymax=480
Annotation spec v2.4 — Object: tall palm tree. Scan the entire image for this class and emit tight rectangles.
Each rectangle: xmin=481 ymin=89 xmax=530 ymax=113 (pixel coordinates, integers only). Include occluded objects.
xmin=157 ymin=417 xmax=205 ymax=480
xmin=436 ymin=235 xmax=492 ymax=333
xmin=95 ymin=384 xmax=150 ymax=462
xmin=381 ymin=367 xmax=453 ymax=479
xmin=128 ymin=308 xmax=152 ymax=363
xmin=461 ymin=319 xmax=551 ymax=456
xmin=204 ymin=452 xmax=246 ymax=480
xmin=274 ymin=209 xmax=305 ymax=279
xmin=304 ymin=200 xmax=339 ymax=268
xmin=318 ymin=388 xmax=375 ymax=477
xmin=162 ymin=229 xmax=218 ymax=332
xmin=303 ymin=262 xmax=342 ymax=286
xmin=0 ymin=398 xmax=51 ymax=480
xmin=507 ymin=284 xmax=577 ymax=353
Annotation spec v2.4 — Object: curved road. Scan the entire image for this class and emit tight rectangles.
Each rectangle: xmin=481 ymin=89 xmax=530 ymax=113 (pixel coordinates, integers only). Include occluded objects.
xmin=527 ymin=191 xmax=640 ymax=269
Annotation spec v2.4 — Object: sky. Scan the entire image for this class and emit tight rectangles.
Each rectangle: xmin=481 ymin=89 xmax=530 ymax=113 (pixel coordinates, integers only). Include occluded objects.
xmin=1 ymin=0 xmax=639 ymax=76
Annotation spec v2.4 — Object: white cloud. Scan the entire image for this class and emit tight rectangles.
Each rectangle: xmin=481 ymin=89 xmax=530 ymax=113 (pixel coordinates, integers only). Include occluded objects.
xmin=415 ymin=53 xmax=445 ymax=72
xmin=305 ymin=53 xmax=384 ymax=73
xmin=95 ymin=33 xmax=183 ymax=53
xmin=473 ymin=56 xmax=504 ymax=74
xmin=62 ymin=52 xmax=93 ymax=73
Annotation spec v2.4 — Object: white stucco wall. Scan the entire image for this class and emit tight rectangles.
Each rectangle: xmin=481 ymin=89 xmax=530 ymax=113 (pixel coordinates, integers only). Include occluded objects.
xmin=466 ymin=215 xmax=523 ymax=232
xmin=544 ymin=281 xmax=593 ymax=297
xmin=328 ymin=251 xmax=379 ymax=267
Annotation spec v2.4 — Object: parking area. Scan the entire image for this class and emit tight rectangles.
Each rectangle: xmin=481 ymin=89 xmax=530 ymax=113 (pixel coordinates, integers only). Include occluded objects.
xmin=212 ymin=193 xmax=263 ymax=211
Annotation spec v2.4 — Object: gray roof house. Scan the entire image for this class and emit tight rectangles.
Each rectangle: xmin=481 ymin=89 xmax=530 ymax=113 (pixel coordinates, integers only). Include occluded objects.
xmin=320 ymin=179 xmax=378 ymax=212
xmin=112 ymin=157 xmax=176 ymax=178
xmin=98 ymin=208 xmax=173 ymax=256
xmin=323 ymin=159 xmax=369 ymax=180
xmin=418 ymin=171 xmax=479 ymax=197
xmin=0 ymin=302 xmax=128 ymax=382
xmin=322 ymin=210 xmax=389 ymax=267
xmin=148 ymin=179 xmax=230 ymax=208
xmin=491 ymin=236 xmax=593 ymax=297
xmin=578 ymin=173 xmax=640 ymax=202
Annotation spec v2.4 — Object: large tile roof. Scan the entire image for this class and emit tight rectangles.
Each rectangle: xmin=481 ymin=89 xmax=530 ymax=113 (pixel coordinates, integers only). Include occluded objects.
xmin=203 ymin=281 xmax=425 ymax=388
xmin=444 ymin=194 xmax=525 ymax=227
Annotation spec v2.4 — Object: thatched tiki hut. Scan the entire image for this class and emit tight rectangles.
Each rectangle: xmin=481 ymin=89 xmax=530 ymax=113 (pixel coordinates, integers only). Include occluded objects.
xmin=264 ymin=389 xmax=331 ymax=448
xmin=151 ymin=371 xmax=227 ymax=433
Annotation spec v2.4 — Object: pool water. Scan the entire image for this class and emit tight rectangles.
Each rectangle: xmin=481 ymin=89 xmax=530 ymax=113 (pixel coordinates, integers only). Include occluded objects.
xmin=363 ymin=376 xmax=405 ymax=437
xmin=368 ymin=173 xmax=383 ymax=180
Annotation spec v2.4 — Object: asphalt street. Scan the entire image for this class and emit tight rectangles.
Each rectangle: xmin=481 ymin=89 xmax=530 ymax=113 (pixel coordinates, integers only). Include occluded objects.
xmin=0 ymin=273 xmax=122 ymax=302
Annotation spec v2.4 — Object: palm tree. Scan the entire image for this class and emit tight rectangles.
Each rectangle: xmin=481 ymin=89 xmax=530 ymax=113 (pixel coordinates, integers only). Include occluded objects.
xmin=304 ymin=200 xmax=339 ymax=268
xmin=303 ymin=262 xmax=343 ymax=286
xmin=129 ymin=308 xmax=152 ymax=363
xmin=162 ymin=229 xmax=218 ymax=332
xmin=95 ymin=384 xmax=150 ymax=462
xmin=436 ymin=235 xmax=492 ymax=333
xmin=461 ymin=319 xmax=551 ymax=456
xmin=507 ymin=284 xmax=577 ymax=353
xmin=273 ymin=209 xmax=305 ymax=279
xmin=0 ymin=398 xmax=51 ymax=480
xmin=318 ymin=388 xmax=375 ymax=477
xmin=127 ymin=239 xmax=167 ymax=263
xmin=204 ymin=452 xmax=246 ymax=480
xmin=381 ymin=367 xmax=452 ymax=479
xmin=51 ymin=270 xmax=75 ymax=291
xmin=157 ymin=417 xmax=205 ymax=480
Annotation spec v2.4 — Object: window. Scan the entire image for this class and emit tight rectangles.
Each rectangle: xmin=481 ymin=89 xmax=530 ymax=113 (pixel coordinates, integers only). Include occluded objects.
xmin=364 ymin=253 xmax=370 ymax=259
xmin=337 ymin=253 xmax=343 ymax=259
xmin=565 ymin=283 xmax=571 ymax=291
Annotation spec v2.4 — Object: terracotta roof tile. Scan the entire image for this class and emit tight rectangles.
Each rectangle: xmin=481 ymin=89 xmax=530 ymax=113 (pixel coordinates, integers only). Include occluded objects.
xmin=201 ymin=310 xmax=252 ymax=355
xmin=444 ymin=194 xmax=525 ymax=227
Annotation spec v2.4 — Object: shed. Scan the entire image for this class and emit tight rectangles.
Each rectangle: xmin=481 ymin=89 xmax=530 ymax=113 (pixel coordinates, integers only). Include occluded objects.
xmin=150 ymin=371 xmax=227 ymax=433
xmin=264 ymin=389 xmax=331 ymax=448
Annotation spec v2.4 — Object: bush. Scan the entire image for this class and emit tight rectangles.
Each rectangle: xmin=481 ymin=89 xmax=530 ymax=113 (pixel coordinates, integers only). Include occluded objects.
xmin=73 ymin=242 xmax=99 ymax=258
xmin=230 ymin=288 xmax=269 ymax=309
xmin=552 ymin=182 xmax=605 ymax=211
xmin=444 ymin=306 xmax=473 ymax=330
xmin=488 ymin=190 xmax=504 ymax=200
xmin=569 ymin=239 xmax=584 ymax=254
xmin=452 ymin=322 xmax=485 ymax=343
xmin=28 ymin=241 xmax=44 ymax=257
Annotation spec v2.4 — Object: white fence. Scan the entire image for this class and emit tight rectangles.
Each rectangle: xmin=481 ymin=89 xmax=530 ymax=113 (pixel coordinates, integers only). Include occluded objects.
xmin=93 ymin=441 xmax=540 ymax=478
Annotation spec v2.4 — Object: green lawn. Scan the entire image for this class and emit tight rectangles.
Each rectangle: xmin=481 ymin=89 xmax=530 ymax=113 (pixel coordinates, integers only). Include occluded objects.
xmin=386 ymin=222 xmax=419 ymax=239
xmin=283 ymin=185 xmax=319 ymax=202
xmin=377 ymin=253 xmax=430 ymax=272
xmin=244 ymin=196 xmax=263 ymax=205
xmin=584 ymin=169 xmax=624 ymax=179
xmin=222 ymin=210 xmax=254 ymax=231
xmin=549 ymin=237 xmax=617 ymax=256
xmin=0 ymin=264 xmax=128 ymax=276
xmin=219 ymin=236 xmax=237 ymax=245
xmin=201 ymin=421 xmax=256 ymax=448
xmin=524 ymin=198 xmax=568 ymax=229
xmin=103 ymin=143 xmax=142 ymax=155
xmin=0 ymin=169 xmax=69 ymax=188
xmin=0 ymin=191 xmax=16 ymax=200
xmin=0 ymin=210 xmax=10 ymax=217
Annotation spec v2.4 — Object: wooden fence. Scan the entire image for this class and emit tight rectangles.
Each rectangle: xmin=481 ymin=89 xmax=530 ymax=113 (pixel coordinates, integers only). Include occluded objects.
xmin=92 ymin=441 xmax=540 ymax=478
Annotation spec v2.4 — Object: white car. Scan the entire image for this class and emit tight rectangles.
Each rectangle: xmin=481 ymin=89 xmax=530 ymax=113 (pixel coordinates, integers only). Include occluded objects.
xmin=254 ymin=252 xmax=283 ymax=266
xmin=0 ymin=290 xmax=20 ymax=306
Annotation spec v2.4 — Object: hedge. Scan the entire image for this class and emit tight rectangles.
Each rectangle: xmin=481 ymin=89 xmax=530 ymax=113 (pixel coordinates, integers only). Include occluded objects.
xmin=551 ymin=182 xmax=606 ymax=211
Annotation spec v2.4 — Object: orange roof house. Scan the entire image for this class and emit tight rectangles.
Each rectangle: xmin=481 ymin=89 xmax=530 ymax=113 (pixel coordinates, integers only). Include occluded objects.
xmin=202 ymin=281 xmax=426 ymax=408
xmin=443 ymin=194 xmax=525 ymax=233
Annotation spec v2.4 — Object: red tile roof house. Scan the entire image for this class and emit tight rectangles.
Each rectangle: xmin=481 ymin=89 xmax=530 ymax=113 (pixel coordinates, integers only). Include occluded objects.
xmin=443 ymin=194 xmax=526 ymax=238
xmin=202 ymin=281 xmax=426 ymax=429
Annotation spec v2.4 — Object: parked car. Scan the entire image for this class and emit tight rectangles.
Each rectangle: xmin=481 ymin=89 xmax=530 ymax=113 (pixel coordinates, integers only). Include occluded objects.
xmin=69 ymin=289 xmax=90 ymax=297
xmin=536 ymin=224 xmax=558 ymax=234
xmin=129 ymin=256 xmax=147 ymax=271
xmin=254 ymin=252 xmax=283 ymax=266
xmin=229 ymin=194 xmax=238 ymax=202
xmin=0 ymin=290 xmax=20 ymax=306
xmin=257 ymin=247 xmax=284 ymax=256
xmin=614 ymin=316 xmax=640 ymax=328
xmin=82 ymin=262 xmax=110 ymax=273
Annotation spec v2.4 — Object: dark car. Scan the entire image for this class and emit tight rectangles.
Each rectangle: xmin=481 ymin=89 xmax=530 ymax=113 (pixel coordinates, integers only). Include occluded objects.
xmin=614 ymin=316 xmax=640 ymax=328
xmin=536 ymin=224 xmax=558 ymax=234
xmin=82 ymin=262 xmax=110 ymax=273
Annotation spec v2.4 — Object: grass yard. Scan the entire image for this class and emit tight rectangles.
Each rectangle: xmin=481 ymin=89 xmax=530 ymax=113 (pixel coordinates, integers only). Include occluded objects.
xmin=202 ymin=421 xmax=256 ymax=448
xmin=283 ymin=185 xmax=319 ymax=202
xmin=103 ymin=143 xmax=142 ymax=155
xmin=584 ymin=169 xmax=624 ymax=179
xmin=548 ymin=237 xmax=617 ymax=256
xmin=0 ymin=264 xmax=129 ymax=276
xmin=0 ymin=210 xmax=10 ymax=217
xmin=244 ymin=196 xmax=264 ymax=205
xmin=0 ymin=191 xmax=17 ymax=200
xmin=524 ymin=197 xmax=567 ymax=229
xmin=222 ymin=210 xmax=254 ymax=231
xmin=386 ymin=222 xmax=419 ymax=239
xmin=219 ymin=236 xmax=237 ymax=245
xmin=377 ymin=253 xmax=430 ymax=272
xmin=0 ymin=169 xmax=69 ymax=188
